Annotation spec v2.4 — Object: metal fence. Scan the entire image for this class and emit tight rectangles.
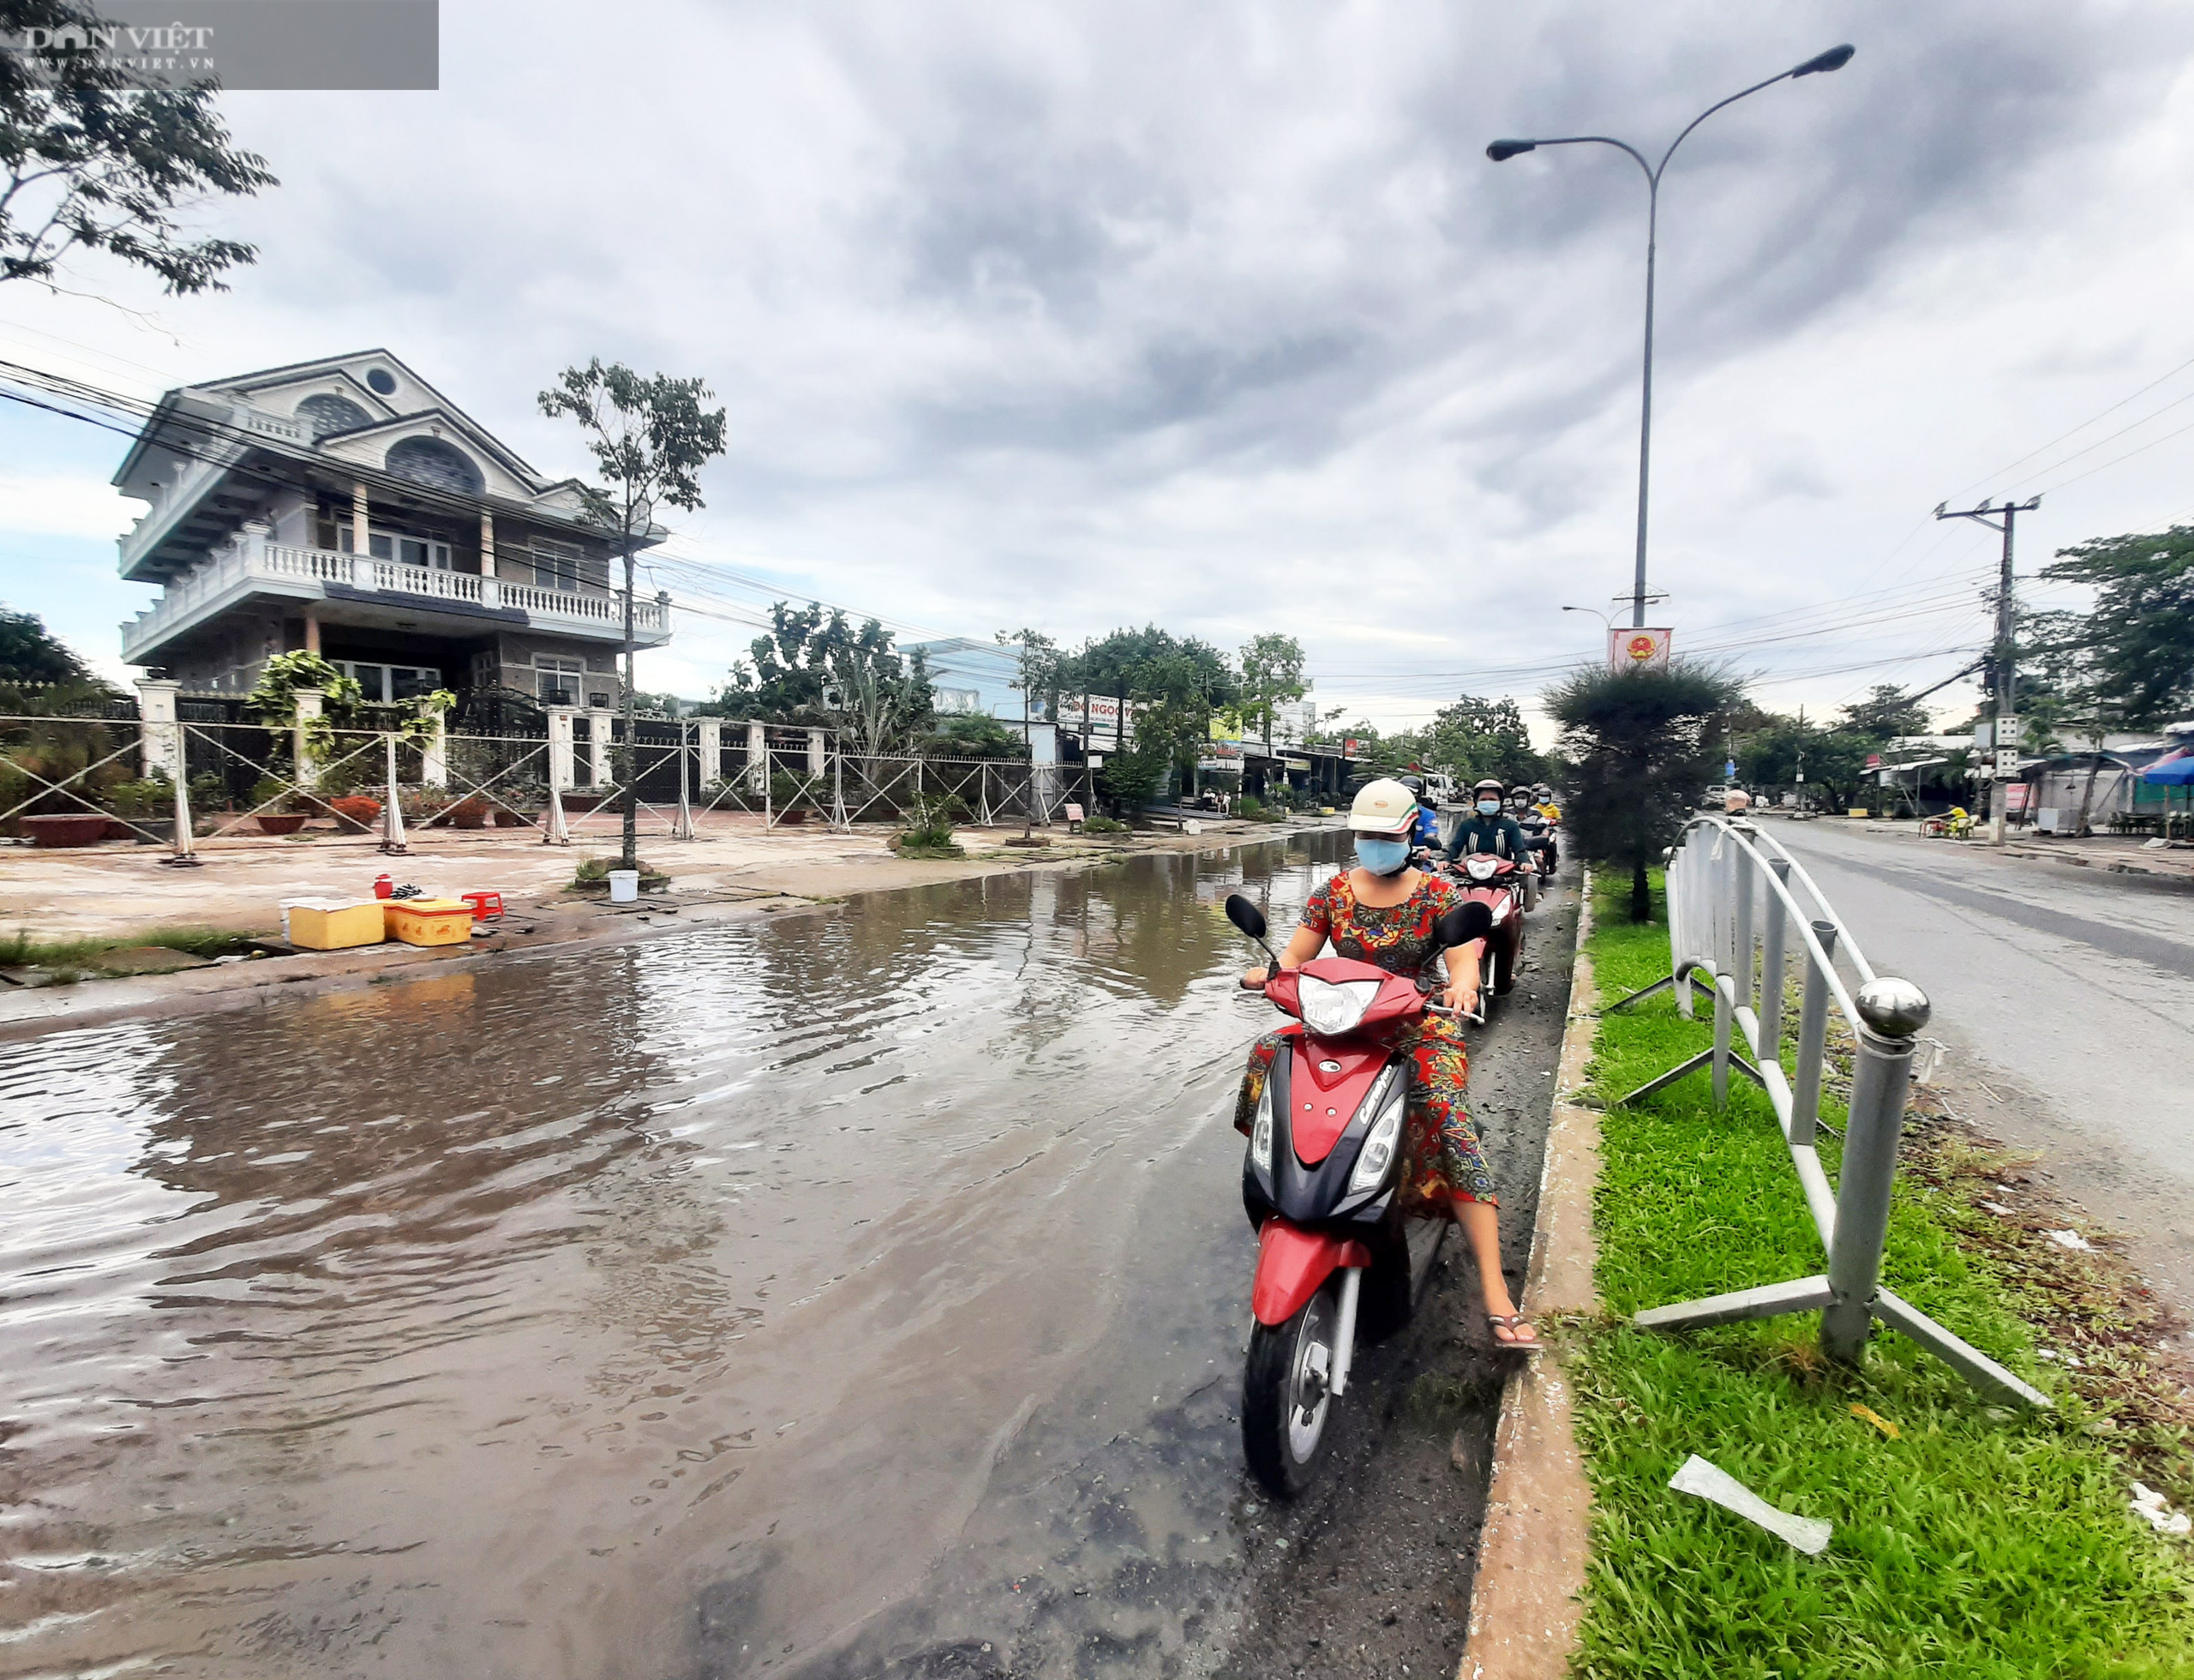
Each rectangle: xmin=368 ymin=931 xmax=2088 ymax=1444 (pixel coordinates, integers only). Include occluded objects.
xmin=3 ymin=711 xmax=1076 ymax=862
xmin=1609 ymin=815 xmax=2048 ymax=1410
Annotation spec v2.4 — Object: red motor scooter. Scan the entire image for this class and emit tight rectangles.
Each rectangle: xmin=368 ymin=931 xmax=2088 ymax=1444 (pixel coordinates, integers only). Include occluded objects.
xmin=1224 ymin=891 xmax=1494 ymax=1497
xmin=1430 ymin=851 xmax=1529 ymax=1017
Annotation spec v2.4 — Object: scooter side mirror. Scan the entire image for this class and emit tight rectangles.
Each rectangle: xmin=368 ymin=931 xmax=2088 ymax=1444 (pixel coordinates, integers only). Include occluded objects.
xmin=1436 ymin=901 xmax=1494 ymax=948
xmin=1225 ymin=893 xmax=1268 ymax=941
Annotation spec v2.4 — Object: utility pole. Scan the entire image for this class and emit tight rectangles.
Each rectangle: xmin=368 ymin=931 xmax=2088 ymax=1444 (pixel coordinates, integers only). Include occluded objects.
xmin=1933 ymin=495 xmax=2041 ymax=846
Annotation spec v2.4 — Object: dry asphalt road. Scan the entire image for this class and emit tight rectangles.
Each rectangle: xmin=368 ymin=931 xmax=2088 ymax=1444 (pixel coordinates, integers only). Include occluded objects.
xmin=1767 ymin=818 xmax=2194 ymax=1324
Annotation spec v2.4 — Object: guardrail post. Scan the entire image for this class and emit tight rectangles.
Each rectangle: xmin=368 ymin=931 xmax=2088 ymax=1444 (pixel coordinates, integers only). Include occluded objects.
xmin=1759 ymin=858 xmax=1790 ymax=1060
xmin=1820 ymin=978 xmax=1931 ymax=1362
xmin=1710 ymin=835 xmax=1735 ymax=1103
xmin=1731 ymin=836 xmax=1756 ymax=1018
xmin=1790 ymin=921 xmax=1837 ymax=1146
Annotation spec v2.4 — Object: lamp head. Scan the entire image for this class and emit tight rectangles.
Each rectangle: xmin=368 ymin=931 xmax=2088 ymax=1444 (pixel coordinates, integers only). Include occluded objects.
xmin=1486 ymin=139 xmax=1538 ymax=162
xmin=1790 ymin=43 xmax=1855 ymax=77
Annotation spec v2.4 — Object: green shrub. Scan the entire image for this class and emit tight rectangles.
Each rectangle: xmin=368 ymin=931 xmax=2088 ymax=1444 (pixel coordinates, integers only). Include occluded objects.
xmin=1081 ymin=813 xmax=1127 ymax=835
xmin=894 ymin=795 xmax=966 ymax=858
xmin=572 ymin=855 xmax=670 ymax=891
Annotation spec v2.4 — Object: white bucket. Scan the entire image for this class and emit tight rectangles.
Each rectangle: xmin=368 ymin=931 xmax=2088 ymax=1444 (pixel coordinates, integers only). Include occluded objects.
xmin=607 ymin=869 xmax=640 ymax=903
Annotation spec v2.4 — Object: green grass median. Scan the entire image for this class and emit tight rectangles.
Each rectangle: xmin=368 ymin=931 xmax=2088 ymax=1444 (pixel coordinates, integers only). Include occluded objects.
xmin=1568 ymin=869 xmax=2194 ymax=1679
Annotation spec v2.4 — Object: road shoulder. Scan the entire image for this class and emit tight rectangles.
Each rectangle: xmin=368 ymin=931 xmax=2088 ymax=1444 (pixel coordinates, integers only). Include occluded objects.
xmin=1460 ymin=869 xmax=1599 ymax=1680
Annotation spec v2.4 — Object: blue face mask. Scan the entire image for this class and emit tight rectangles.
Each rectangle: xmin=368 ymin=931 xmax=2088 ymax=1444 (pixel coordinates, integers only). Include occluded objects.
xmin=1354 ymin=835 xmax=1412 ymax=876
xmin=1476 ymin=800 xmax=1501 ymax=817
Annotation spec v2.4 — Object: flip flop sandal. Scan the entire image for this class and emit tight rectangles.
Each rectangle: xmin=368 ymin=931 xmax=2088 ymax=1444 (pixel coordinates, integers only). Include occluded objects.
xmin=1488 ymin=1312 xmax=1541 ymax=1351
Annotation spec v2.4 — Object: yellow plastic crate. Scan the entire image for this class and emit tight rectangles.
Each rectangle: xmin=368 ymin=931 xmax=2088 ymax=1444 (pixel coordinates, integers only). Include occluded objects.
xmin=288 ymin=899 xmax=386 ymax=951
xmin=384 ymin=897 xmax=474 ymax=947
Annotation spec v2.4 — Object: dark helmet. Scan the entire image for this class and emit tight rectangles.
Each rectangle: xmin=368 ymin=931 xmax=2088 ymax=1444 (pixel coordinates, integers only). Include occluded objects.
xmin=1398 ymin=774 xmax=1426 ymax=798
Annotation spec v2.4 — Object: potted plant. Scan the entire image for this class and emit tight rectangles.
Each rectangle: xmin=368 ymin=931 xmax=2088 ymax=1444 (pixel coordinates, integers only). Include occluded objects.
xmin=328 ymin=794 xmax=383 ymax=832
xmin=769 ymin=771 xmax=813 ymax=824
xmin=101 ymin=775 xmax=176 ymax=843
xmin=248 ymin=776 xmax=308 ymax=836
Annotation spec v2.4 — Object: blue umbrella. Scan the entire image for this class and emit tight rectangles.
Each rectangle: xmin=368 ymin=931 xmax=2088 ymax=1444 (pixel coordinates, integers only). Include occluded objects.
xmin=2139 ymin=753 xmax=2194 ymax=785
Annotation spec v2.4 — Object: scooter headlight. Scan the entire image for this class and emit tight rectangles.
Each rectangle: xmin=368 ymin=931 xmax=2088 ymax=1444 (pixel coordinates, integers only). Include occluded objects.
xmin=1464 ymin=856 xmax=1497 ymax=881
xmin=1250 ymin=1083 xmax=1274 ymax=1173
xmin=1349 ymin=1098 xmax=1406 ymax=1196
xmin=1296 ymin=974 xmax=1381 ymax=1036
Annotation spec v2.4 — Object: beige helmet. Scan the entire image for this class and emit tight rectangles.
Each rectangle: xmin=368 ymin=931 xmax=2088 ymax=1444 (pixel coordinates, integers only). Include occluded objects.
xmin=1348 ymin=777 xmax=1418 ymax=836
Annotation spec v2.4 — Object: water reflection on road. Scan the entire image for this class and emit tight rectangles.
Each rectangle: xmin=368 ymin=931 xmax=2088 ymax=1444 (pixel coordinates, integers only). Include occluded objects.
xmin=0 ymin=836 xmax=1349 ymax=1678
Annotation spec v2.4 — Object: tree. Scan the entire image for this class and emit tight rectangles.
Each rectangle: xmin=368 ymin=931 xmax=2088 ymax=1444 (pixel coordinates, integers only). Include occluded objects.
xmin=1062 ymin=626 xmax=1238 ymax=801
xmin=2041 ymin=525 xmax=2194 ymax=728
xmin=710 ymin=601 xmax=933 ymax=756
xmin=915 ymin=712 xmax=1024 ymax=760
xmin=1837 ymin=685 xmax=1933 ymax=741
xmin=1418 ymin=694 xmax=1544 ymax=787
xmin=1234 ymin=633 xmax=1306 ymax=754
xmin=0 ymin=605 xmax=94 ymax=684
xmin=2 ymin=2 xmax=276 ymax=295
xmin=539 ymin=360 xmax=726 ymax=869
xmin=995 ymin=627 xmax=1062 ymax=836
xmin=1544 ymin=662 xmax=1744 ymax=922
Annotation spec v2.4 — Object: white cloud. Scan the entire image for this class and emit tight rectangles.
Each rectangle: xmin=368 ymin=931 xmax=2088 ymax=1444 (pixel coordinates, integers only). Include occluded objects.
xmin=3 ymin=0 xmax=2191 ymax=735
xmin=0 ymin=471 xmax=135 ymax=542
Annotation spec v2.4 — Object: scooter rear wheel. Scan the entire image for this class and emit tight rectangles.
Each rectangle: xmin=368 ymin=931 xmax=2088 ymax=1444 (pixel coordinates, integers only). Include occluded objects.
xmin=1242 ymin=1279 xmax=1340 ymax=1498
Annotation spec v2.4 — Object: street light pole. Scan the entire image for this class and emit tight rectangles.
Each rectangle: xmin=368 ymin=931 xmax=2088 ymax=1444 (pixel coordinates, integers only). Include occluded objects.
xmin=1935 ymin=495 xmax=2041 ymax=847
xmin=1490 ymin=44 xmax=1855 ymax=629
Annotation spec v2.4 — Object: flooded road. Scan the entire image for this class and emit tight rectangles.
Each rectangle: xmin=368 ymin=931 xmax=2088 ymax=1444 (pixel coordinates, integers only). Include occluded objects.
xmin=0 ymin=836 xmax=1574 ymax=1679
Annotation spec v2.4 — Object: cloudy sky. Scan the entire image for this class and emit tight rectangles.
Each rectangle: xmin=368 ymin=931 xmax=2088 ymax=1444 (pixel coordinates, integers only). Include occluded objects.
xmin=5 ymin=0 xmax=2194 ymax=740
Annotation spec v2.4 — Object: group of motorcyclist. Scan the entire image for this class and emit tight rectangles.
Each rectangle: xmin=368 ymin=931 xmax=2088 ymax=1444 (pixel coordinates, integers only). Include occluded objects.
xmin=1395 ymin=774 xmax=1561 ymax=873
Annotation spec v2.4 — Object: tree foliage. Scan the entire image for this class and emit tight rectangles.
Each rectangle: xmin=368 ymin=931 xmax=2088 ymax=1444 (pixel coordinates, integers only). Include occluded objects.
xmin=710 ymin=601 xmax=933 ymax=755
xmin=1 ymin=1 xmax=275 ymax=294
xmin=537 ymin=359 xmax=727 ymax=539
xmin=2041 ymin=525 xmax=2194 ymax=728
xmin=1062 ymin=625 xmax=1238 ymax=801
xmin=1544 ymin=662 xmax=1743 ymax=921
xmin=1837 ymin=684 xmax=1933 ymax=741
xmin=1232 ymin=632 xmax=1306 ymax=753
xmin=0 ymin=605 xmax=94 ymax=684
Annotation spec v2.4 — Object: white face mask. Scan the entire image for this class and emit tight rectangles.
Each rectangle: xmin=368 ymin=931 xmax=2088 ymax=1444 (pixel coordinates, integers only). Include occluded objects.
xmin=1477 ymin=800 xmax=1501 ymax=817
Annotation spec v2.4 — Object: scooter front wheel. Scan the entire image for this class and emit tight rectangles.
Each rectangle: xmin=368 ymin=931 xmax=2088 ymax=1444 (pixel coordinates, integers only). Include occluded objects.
xmin=1242 ymin=1278 xmax=1340 ymax=1498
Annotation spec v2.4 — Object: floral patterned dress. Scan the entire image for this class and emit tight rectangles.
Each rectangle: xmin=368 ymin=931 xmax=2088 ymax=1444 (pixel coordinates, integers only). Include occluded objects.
xmin=1233 ymin=869 xmax=1494 ymax=1212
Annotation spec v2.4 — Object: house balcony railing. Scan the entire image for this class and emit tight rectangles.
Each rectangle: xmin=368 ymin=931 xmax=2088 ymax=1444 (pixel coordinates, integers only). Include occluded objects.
xmin=121 ymin=525 xmax=669 ymax=663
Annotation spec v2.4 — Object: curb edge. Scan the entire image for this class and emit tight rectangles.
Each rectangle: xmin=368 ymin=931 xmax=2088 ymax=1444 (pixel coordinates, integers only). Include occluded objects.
xmin=1460 ymin=867 xmax=1601 ymax=1680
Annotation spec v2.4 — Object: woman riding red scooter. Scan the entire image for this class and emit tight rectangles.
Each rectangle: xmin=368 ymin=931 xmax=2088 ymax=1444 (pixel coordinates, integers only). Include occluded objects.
xmin=1235 ymin=777 xmax=1538 ymax=1353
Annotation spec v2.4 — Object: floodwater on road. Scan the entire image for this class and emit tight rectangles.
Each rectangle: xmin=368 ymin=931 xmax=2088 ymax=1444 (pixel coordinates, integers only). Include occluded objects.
xmin=0 ymin=834 xmax=1568 ymax=1680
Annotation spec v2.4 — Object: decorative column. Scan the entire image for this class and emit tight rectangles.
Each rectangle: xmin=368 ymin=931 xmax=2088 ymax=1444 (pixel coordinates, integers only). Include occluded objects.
xmin=302 ymin=612 xmax=321 ymax=654
xmin=546 ymin=705 xmax=577 ymax=791
xmin=806 ymin=727 xmax=826 ymax=776
xmin=478 ymin=508 xmax=495 ymax=575
xmin=696 ymin=717 xmax=722 ymax=789
xmin=351 ymin=482 xmax=369 ymax=555
xmin=745 ymin=721 xmax=766 ymax=792
xmin=291 ymin=687 xmax=325 ymax=789
xmin=134 ymin=677 xmax=182 ymax=780
xmin=421 ymin=709 xmax=449 ymax=789
xmin=587 ymin=706 xmax=614 ymax=789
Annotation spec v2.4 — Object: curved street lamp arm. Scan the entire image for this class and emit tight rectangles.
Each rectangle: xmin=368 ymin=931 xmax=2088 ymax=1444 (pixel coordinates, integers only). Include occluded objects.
xmin=1525 ymin=135 xmax=1655 ymax=186
xmin=1655 ymin=69 xmax=1795 ymax=179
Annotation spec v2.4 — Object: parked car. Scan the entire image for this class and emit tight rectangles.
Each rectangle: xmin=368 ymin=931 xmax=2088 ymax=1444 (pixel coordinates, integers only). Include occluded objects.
xmin=1701 ymin=784 xmax=1729 ymax=809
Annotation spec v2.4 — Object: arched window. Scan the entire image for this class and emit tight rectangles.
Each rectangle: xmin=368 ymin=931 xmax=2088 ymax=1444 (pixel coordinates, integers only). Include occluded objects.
xmin=384 ymin=435 xmax=485 ymax=496
xmin=296 ymin=393 xmax=370 ymax=439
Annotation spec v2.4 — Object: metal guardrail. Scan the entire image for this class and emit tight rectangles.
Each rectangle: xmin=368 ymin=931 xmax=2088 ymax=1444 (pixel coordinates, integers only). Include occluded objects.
xmin=1609 ymin=815 xmax=2048 ymax=1410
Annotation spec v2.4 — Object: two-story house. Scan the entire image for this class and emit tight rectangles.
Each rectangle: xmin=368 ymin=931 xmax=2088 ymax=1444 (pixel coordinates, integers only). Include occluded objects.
xmin=113 ymin=350 xmax=668 ymax=707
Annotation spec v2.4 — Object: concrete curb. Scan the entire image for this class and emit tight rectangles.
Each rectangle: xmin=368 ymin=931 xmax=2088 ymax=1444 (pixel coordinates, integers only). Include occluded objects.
xmin=1460 ymin=870 xmax=1601 ymax=1680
